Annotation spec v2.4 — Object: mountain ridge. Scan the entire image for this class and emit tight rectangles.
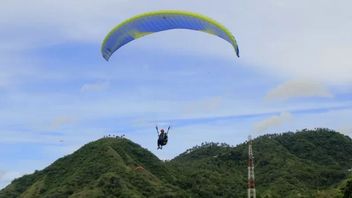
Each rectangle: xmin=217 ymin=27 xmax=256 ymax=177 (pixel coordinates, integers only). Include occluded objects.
xmin=1 ymin=128 xmax=352 ymax=197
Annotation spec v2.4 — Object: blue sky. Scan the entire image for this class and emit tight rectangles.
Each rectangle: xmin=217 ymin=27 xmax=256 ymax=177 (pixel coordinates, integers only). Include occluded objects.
xmin=1 ymin=0 xmax=352 ymax=188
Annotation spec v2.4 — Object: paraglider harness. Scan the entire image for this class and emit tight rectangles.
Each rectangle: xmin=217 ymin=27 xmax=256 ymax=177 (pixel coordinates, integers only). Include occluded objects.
xmin=156 ymin=126 xmax=170 ymax=149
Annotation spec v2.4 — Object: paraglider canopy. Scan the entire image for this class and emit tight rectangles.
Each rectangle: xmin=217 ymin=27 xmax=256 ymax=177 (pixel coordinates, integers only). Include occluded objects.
xmin=101 ymin=10 xmax=239 ymax=61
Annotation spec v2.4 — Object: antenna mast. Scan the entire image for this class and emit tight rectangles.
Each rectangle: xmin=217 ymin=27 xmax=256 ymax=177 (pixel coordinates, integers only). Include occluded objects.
xmin=248 ymin=135 xmax=256 ymax=198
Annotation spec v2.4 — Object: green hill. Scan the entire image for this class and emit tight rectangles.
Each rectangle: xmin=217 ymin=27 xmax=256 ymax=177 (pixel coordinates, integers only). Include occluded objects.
xmin=0 ymin=138 xmax=187 ymax=198
xmin=170 ymin=129 xmax=352 ymax=197
xmin=1 ymin=128 xmax=352 ymax=198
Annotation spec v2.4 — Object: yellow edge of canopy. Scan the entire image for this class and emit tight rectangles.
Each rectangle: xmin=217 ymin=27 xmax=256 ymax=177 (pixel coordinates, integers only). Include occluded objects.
xmin=101 ymin=10 xmax=238 ymax=53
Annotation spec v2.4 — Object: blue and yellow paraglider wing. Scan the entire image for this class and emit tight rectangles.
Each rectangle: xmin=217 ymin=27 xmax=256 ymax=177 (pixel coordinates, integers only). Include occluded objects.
xmin=101 ymin=10 xmax=239 ymax=61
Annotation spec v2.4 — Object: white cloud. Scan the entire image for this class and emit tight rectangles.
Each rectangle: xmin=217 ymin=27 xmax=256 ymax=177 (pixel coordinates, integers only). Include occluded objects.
xmin=51 ymin=116 xmax=76 ymax=130
xmin=280 ymin=108 xmax=352 ymax=138
xmin=266 ymin=80 xmax=333 ymax=101
xmin=80 ymin=81 xmax=109 ymax=93
xmin=0 ymin=170 xmax=22 ymax=189
xmin=1 ymin=171 xmax=21 ymax=181
xmin=0 ymin=0 xmax=237 ymax=48
xmin=182 ymin=96 xmax=222 ymax=116
xmin=1 ymin=0 xmax=351 ymax=85
xmin=0 ymin=170 xmax=5 ymax=179
xmin=0 ymin=130 xmax=61 ymax=144
xmin=338 ymin=127 xmax=352 ymax=137
xmin=254 ymin=112 xmax=293 ymax=133
xmin=239 ymin=0 xmax=352 ymax=84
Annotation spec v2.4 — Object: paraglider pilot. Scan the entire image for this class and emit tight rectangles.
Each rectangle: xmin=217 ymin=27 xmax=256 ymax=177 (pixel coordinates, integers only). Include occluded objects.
xmin=156 ymin=125 xmax=170 ymax=149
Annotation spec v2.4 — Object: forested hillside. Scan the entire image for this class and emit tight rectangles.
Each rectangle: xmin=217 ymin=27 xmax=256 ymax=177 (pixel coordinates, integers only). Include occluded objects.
xmin=1 ymin=128 xmax=351 ymax=198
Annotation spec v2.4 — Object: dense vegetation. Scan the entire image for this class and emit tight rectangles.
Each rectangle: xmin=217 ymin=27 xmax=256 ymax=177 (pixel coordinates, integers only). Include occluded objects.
xmin=1 ymin=128 xmax=352 ymax=198
xmin=0 ymin=138 xmax=186 ymax=198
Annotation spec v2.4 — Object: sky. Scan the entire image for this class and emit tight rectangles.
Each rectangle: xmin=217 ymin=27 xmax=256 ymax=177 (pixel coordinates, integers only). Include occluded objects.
xmin=1 ymin=0 xmax=352 ymax=189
